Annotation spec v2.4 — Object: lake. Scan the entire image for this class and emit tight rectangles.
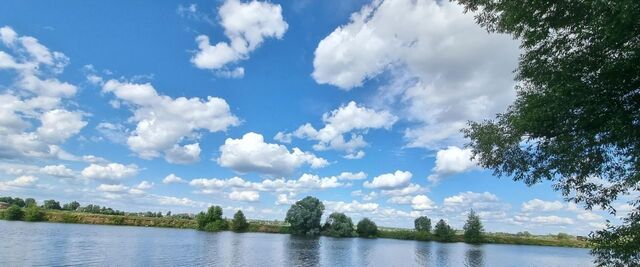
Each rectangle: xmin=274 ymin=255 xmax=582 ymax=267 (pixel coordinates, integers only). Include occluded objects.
xmin=0 ymin=220 xmax=594 ymax=266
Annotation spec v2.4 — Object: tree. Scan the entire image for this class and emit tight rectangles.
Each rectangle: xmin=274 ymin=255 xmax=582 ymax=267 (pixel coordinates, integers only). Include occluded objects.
xmin=196 ymin=205 xmax=227 ymax=232
xmin=63 ymin=201 xmax=80 ymax=211
xmin=463 ymin=210 xmax=484 ymax=243
xmin=24 ymin=206 xmax=46 ymax=222
xmin=43 ymin=200 xmax=61 ymax=210
xmin=24 ymin=198 xmax=36 ymax=207
xmin=285 ymin=196 xmax=324 ymax=236
xmin=231 ymin=210 xmax=249 ymax=232
xmin=4 ymin=205 xmax=23 ymax=220
xmin=414 ymin=216 xmax=431 ymax=233
xmin=323 ymin=212 xmax=355 ymax=237
xmin=457 ymin=0 xmax=639 ymax=264
xmin=434 ymin=219 xmax=456 ymax=242
xmin=356 ymin=218 xmax=378 ymax=238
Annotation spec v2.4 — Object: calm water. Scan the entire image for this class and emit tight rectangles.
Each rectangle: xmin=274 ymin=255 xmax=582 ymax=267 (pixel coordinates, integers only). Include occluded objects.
xmin=0 ymin=221 xmax=594 ymax=267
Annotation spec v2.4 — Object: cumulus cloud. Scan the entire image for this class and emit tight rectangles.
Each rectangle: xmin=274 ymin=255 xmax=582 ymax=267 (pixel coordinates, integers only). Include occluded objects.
xmin=162 ymin=173 xmax=186 ymax=184
xmin=0 ymin=26 xmax=87 ymax=160
xmin=1 ymin=175 xmax=38 ymax=188
xmin=312 ymin=0 xmax=519 ymax=149
xmin=218 ymin=132 xmax=328 ymax=176
xmin=363 ymin=170 xmax=412 ymax=189
xmin=443 ymin=191 xmax=510 ymax=221
xmin=228 ymin=190 xmax=260 ymax=202
xmin=521 ymin=199 xmax=564 ymax=212
xmin=276 ymin=101 xmax=397 ymax=158
xmin=514 ymin=215 xmax=574 ymax=226
xmin=337 ymin=171 xmax=367 ymax=180
xmin=427 ymin=146 xmax=478 ymax=183
xmin=191 ymin=0 xmax=287 ymax=72
xmin=325 ymin=200 xmax=379 ymax=213
xmin=135 ymin=181 xmax=154 ymax=190
xmin=411 ymin=195 xmax=436 ymax=211
xmin=40 ymin=164 xmax=75 ymax=178
xmin=81 ymin=163 xmax=139 ymax=182
xmin=97 ymin=184 xmax=129 ymax=193
xmin=102 ymin=80 xmax=240 ymax=163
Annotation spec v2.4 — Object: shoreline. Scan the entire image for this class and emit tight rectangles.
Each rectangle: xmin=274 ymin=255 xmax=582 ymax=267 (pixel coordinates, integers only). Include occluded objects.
xmin=0 ymin=209 xmax=590 ymax=248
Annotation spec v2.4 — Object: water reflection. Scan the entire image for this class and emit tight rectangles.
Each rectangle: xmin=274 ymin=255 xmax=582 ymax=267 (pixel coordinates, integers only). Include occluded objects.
xmin=414 ymin=241 xmax=433 ymax=265
xmin=465 ymin=245 xmax=485 ymax=267
xmin=286 ymin=235 xmax=320 ymax=267
xmin=436 ymin=243 xmax=452 ymax=267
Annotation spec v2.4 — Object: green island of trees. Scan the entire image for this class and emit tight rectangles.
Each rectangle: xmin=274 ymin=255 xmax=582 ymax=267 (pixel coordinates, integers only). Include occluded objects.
xmin=0 ymin=195 xmax=590 ymax=248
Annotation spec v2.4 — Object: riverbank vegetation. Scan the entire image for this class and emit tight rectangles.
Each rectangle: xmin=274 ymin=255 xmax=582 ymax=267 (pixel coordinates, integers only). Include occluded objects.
xmin=0 ymin=195 xmax=590 ymax=248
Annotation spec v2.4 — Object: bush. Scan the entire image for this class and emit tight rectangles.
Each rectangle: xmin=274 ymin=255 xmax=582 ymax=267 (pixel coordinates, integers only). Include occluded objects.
xmin=285 ymin=196 xmax=324 ymax=236
xmin=434 ymin=219 xmax=456 ymax=242
xmin=204 ymin=220 xmax=229 ymax=232
xmin=24 ymin=206 xmax=46 ymax=222
xmin=4 ymin=205 xmax=23 ymax=220
xmin=231 ymin=210 xmax=249 ymax=232
xmin=356 ymin=218 xmax=378 ymax=238
xmin=323 ymin=212 xmax=355 ymax=237
xmin=196 ymin=205 xmax=227 ymax=232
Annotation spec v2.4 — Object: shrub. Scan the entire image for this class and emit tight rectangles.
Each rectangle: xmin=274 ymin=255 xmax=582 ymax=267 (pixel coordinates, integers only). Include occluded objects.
xmin=356 ymin=218 xmax=378 ymax=238
xmin=196 ymin=205 xmax=227 ymax=232
xmin=24 ymin=206 xmax=46 ymax=222
xmin=4 ymin=205 xmax=23 ymax=220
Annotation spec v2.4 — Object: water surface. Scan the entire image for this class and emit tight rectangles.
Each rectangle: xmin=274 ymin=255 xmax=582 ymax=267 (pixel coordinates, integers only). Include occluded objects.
xmin=0 ymin=221 xmax=594 ymax=266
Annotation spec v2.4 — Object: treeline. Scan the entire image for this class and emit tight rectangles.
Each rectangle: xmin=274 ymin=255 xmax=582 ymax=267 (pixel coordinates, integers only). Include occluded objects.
xmin=196 ymin=196 xmax=486 ymax=244
xmin=0 ymin=196 xmax=193 ymax=222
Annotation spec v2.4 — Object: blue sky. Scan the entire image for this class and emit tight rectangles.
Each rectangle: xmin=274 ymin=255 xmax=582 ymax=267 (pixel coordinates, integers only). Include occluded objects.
xmin=0 ymin=0 xmax=625 ymax=235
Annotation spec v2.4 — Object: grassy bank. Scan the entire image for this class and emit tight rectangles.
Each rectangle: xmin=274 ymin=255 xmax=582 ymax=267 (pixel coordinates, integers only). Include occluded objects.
xmin=0 ymin=208 xmax=589 ymax=248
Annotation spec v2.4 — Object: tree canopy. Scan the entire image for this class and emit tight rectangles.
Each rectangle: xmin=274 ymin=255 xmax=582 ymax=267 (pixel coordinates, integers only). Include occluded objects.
xmin=285 ymin=196 xmax=325 ymax=236
xmin=434 ymin=219 xmax=456 ymax=242
xmin=4 ymin=205 xmax=23 ymax=220
xmin=456 ymin=0 xmax=639 ymax=265
xmin=231 ymin=210 xmax=249 ymax=232
xmin=463 ymin=210 xmax=484 ymax=243
xmin=43 ymin=200 xmax=61 ymax=210
xmin=414 ymin=216 xmax=431 ymax=233
xmin=356 ymin=218 xmax=378 ymax=238
xmin=196 ymin=205 xmax=228 ymax=232
xmin=323 ymin=212 xmax=355 ymax=237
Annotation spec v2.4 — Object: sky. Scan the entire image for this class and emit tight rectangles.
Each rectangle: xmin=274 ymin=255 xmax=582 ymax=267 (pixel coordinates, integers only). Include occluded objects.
xmin=0 ymin=0 xmax=628 ymax=235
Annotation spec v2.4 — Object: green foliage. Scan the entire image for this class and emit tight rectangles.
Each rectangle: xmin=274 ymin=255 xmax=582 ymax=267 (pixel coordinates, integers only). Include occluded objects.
xmin=285 ymin=196 xmax=324 ymax=236
xmin=24 ymin=198 xmax=36 ymax=207
xmin=63 ymin=201 xmax=80 ymax=211
xmin=231 ymin=210 xmax=249 ymax=232
xmin=414 ymin=216 xmax=431 ymax=233
xmin=43 ymin=199 xmax=62 ymax=210
xmin=590 ymin=209 xmax=640 ymax=266
xmin=463 ymin=210 xmax=484 ymax=243
xmin=356 ymin=218 xmax=378 ymax=238
xmin=457 ymin=0 xmax=639 ymax=264
xmin=4 ymin=205 xmax=23 ymax=220
xmin=0 ymin=197 xmax=26 ymax=207
xmin=434 ymin=219 xmax=456 ymax=242
xmin=323 ymin=212 xmax=355 ymax=237
xmin=556 ymin=232 xmax=572 ymax=240
xmin=24 ymin=206 xmax=46 ymax=222
xmin=196 ymin=205 xmax=227 ymax=232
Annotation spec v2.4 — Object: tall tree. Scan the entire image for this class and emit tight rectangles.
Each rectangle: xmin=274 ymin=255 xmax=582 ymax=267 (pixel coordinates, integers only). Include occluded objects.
xmin=434 ymin=219 xmax=456 ymax=242
xmin=231 ymin=210 xmax=249 ymax=232
xmin=323 ymin=212 xmax=355 ymax=237
xmin=356 ymin=218 xmax=378 ymax=238
xmin=196 ymin=205 xmax=227 ymax=232
xmin=463 ymin=210 xmax=484 ymax=243
xmin=456 ymin=0 xmax=639 ymax=265
xmin=414 ymin=216 xmax=432 ymax=233
xmin=43 ymin=200 xmax=61 ymax=210
xmin=285 ymin=196 xmax=325 ymax=236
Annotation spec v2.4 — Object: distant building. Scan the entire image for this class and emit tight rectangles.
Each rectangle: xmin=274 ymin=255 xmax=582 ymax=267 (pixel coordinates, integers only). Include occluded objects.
xmin=0 ymin=202 xmax=10 ymax=209
xmin=576 ymin=236 xmax=588 ymax=241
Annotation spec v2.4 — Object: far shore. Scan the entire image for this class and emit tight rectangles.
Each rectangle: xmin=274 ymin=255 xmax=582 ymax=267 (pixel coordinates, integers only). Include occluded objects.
xmin=0 ymin=208 xmax=590 ymax=248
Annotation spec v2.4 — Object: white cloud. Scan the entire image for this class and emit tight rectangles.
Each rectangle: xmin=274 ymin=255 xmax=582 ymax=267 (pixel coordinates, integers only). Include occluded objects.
xmin=275 ymin=193 xmax=293 ymax=205
xmin=81 ymin=163 xmax=139 ymax=182
xmin=521 ymin=199 xmax=564 ymax=212
xmin=135 ymin=181 xmax=154 ymax=190
xmin=278 ymin=101 xmax=397 ymax=158
xmin=411 ymin=195 xmax=436 ymax=210
xmin=443 ymin=191 xmax=510 ymax=222
xmin=37 ymin=109 xmax=87 ymax=143
xmin=522 ymin=215 xmax=575 ymax=225
xmin=427 ymin=146 xmax=478 ymax=183
xmin=189 ymin=172 xmax=346 ymax=196
xmin=387 ymin=195 xmax=413 ymax=204
xmin=381 ymin=183 xmax=424 ymax=196
xmin=102 ymin=80 xmax=240 ymax=163
xmin=577 ymin=211 xmax=603 ymax=221
xmin=325 ymin=200 xmax=379 ymax=213
xmin=40 ymin=164 xmax=74 ymax=178
xmin=228 ymin=190 xmax=260 ymax=202
xmin=363 ymin=170 xmax=412 ymax=189
xmin=191 ymin=0 xmax=288 ymax=71
xmin=162 ymin=173 xmax=186 ymax=184
xmin=218 ymin=132 xmax=328 ymax=176
xmin=97 ymin=184 xmax=129 ymax=193
xmin=312 ymin=0 xmax=519 ymax=149
xmin=337 ymin=171 xmax=367 ymax=180
xmin=2 ymin=175 xmax=38 ymax=187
